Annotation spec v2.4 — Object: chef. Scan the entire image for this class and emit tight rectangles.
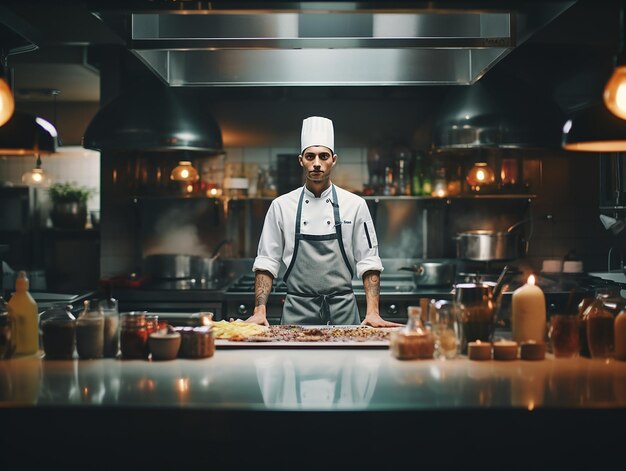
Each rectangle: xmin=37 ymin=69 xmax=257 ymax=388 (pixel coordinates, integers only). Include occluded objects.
xmin=246 ymin=116 xmax=401 ymax=327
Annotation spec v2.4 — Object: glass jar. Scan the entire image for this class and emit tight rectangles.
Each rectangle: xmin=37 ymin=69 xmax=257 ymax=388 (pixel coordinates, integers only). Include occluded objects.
xmin=98 ymin=297 xmax=120 ymax=358
xmin=585 ymin=292 xmax=626 ymax=359
xmin=430 ymin=299 xmax=463 ymax=360
xmin=76 ymin=300 xmax=104 ymax=359
xmin=390 ymin=306 xmax=435 ymax=360
xmin=40 ymin=303 xmax=76 ymax=360
xmin=0 ymin=296 xmax=15 ymax=359
xmin=120 ymin=312 xmax=150 ymax=360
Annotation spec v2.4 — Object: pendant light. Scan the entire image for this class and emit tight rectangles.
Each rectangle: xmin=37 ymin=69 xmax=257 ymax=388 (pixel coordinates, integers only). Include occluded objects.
xmin=604 ymin=1 xmax=626 ymax=120
xmin=21 ymin=154 xmax=51 ymax=187
xmin=170 ymin=160 xmax=199 ymax=182
xmin=83 ymin=82 xmax=223 ymax=154
xmin=562 ymin=103 xmax=626 ymax=151
xmin=0 ymin=52 xmax=14 ymax=127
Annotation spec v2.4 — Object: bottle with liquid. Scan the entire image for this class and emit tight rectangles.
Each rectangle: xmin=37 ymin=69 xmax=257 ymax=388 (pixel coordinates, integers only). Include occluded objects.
xmin=585 ymin=291 xmax=625 ymax=359
xmin=7 ymin=271 xmax=39 ymax=356
xmin=396 ymin=159 xmax=411 ymax=196
xmin=76 ymin=299 xmax=104 ymax=359
xmin=40 ymin=303 xmax=76 ymax=360
xmin=411 ymin=153 xmax=423 ymax=196
xmin=389 ymin=306 xmax=435 ymax=360
xmin=382 ymin=166 xmax=396 ymax=196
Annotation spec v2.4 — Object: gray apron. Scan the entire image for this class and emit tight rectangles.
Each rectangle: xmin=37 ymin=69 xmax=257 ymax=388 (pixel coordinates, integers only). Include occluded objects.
xmin=281 ymin=185 xmax=360 ymax=325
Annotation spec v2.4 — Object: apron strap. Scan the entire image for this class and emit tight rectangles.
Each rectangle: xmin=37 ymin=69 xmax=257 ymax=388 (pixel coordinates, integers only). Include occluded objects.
xmin=283 ymin=188 xmax=306 ymax=282
xmin=331 ymin=185 xmax=354 ymax=279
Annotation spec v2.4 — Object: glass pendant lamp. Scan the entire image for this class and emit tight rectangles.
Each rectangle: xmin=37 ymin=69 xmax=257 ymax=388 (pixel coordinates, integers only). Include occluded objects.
xmin=170 ymin=161 xmax=199 ymax=182
xmin=466 ymin=162 xmax=495 ymax=191
xmin=21 ymin=155 xmax=52 ymax=187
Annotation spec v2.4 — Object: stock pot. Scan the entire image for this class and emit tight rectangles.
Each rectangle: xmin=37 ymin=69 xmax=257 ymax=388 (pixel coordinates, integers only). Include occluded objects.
xmin=399 ymin=262 xmax=456 ymax=286
xmin=142 ymin=254 xmax=219 ymax=280
xmin=455 ymin=230 xmax=524 ymax=261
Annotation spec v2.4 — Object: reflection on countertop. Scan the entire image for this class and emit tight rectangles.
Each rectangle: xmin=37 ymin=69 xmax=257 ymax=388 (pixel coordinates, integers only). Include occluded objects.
xmin=2 ymin=350 xmax=626 ymax=411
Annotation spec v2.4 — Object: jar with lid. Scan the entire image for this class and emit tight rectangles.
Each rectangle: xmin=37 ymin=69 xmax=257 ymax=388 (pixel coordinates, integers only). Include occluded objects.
xmin=389 ymin=306 xmax=435 ymax=360
xmin=120 ymin=312 xmax=150 ymax=359
xmin=76 ymin=300 xmax=104 ymax=359
xmin=0 ymin=296 xmax=15 ymax=359
xmin=584 ymin=291 xmax=626 ymax=359
xmin=40 ymin=303 xmax=76 ymax=360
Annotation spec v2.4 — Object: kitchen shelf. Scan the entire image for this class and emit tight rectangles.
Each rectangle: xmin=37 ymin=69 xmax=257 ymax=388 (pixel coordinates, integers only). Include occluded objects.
xmin=363 ymin=194 xmax=536 ymax=201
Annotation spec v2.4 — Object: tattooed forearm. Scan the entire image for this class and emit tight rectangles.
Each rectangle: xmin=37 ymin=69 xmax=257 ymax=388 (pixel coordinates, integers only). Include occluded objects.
xmin=362 ymin=270 xmax=380 ymax=297
xmin=255 ymin=270 xmax=274 ymax=307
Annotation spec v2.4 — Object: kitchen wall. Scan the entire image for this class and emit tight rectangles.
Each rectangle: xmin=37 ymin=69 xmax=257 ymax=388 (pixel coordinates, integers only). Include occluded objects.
xmin=0 ymin=90 xmax=621 ymax=282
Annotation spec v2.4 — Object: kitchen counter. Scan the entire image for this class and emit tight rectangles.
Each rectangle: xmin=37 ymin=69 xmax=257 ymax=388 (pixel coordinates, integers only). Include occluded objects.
xmin=2 ymin=348 xmax=626 ymax=469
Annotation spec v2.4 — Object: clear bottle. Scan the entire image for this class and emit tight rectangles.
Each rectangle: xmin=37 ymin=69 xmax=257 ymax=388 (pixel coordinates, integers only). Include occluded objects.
xmin=98 ymin=281 xmax=120 ymax=358
xmin=76 ymin=299 xmax=104 ymax=359
xmin=0 ymin=296 xmax=16 ymax=359
xmin=396 ymin=159 xmax=411 ymax=196
xmin=389 ymin=306 xmax=435 ymax=360
xmin=411 ymin=153 xmax=423 ymax=196
xmin=382 ymin=166 xmax=396 ymax=196
xmin=585 ymin=292 xmax=625 ymax=359
xmin=40 ymin=303 xmax=76 ymax=360
xmin=7 ymin=271 xmax=39 ymax=356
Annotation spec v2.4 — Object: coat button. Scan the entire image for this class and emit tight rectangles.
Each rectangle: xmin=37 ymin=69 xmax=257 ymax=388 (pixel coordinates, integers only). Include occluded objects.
xmin=305 ymin=200 xmax=309 ymax=204
xmin=327 ymin=221 xmax=331 ymax=225
xmin=303 ymin=221 xmax=307 ymax=225
xmin=326 ymin=199 xmax=329 ymax=203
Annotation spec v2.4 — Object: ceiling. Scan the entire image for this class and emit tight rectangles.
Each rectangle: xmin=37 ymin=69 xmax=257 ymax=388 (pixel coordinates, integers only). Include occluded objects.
xmin=0 ymin=0 xmax=619 ymax=111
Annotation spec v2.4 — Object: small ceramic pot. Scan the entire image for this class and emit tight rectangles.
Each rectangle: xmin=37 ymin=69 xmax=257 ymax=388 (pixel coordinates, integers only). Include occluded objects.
xmin=149 ymin=330 xmax=181 ymax=361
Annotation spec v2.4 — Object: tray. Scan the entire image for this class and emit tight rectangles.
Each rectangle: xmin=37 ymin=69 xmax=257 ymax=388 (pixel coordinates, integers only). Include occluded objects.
xmin=214 ymin=325 xmax=395 ymax=348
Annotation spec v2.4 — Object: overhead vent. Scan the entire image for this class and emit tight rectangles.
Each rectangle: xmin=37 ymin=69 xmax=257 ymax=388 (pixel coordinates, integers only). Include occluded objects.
xmin=91 ymin=1 xmax=576 ymax=87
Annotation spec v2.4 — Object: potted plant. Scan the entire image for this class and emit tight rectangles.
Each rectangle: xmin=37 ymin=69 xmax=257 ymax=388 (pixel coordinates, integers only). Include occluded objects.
xmin=48 ymin=182 xmax=93 ymax=229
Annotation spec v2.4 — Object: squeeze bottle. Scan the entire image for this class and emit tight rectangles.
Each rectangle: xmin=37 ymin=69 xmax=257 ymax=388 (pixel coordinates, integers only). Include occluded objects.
xmin=7 ymin=271 xmax=39 ymax=355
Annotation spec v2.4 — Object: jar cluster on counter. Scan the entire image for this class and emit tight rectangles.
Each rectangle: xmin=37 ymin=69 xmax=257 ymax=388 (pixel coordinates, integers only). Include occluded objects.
xmin=37 ymin=304 xmax=216 ymax=361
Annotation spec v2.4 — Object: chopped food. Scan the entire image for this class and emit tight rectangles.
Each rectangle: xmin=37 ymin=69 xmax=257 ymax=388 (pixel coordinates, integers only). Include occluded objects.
xmin=211 ymin=320 xmax=269 ymax=340
xmin=224 ymin=325 xmax=396 ymax=343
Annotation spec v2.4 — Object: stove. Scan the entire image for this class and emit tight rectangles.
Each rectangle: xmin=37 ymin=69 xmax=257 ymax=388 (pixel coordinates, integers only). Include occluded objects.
xmin=223 ymin=273 xmax=453 ymax=324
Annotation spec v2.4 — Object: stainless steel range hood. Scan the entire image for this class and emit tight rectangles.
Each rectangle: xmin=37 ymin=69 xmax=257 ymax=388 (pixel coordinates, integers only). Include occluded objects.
xmin=95 ymin=1 xmax=576 ymax=87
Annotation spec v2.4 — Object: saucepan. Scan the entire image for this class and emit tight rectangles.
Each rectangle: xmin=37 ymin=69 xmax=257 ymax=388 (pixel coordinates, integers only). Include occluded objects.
xmin=399 ymin=261 xmax=456 ymax=287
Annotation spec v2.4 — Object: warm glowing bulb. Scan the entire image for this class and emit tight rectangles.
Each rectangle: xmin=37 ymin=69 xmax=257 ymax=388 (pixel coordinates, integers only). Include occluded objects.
xmin=170 ymin=161 xmax=199 ymax=182
xmin=604 ymin=65 xmax=626 ymax=120
xmin=0 ymin=77 xmax=15 ymax=127
xmin=181 ymin=169 xmax=189 ymax=179
xmin=32 ymin=172 xmax=42 ymax=182
xmin=476 ymin=169 xmax=485 ymax=181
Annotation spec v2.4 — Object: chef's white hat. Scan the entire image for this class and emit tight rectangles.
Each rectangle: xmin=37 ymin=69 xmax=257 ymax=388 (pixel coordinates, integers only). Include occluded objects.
xmin=300 ymin=116 xmax=334 ymax=154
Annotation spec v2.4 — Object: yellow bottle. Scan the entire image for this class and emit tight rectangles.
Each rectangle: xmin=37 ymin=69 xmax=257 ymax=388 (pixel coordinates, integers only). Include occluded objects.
xmin=7 ymin=271 xmax=39 ymax=355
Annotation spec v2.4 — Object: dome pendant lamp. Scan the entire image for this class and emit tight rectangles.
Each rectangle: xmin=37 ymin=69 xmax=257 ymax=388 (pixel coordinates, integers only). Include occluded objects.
xmin=0 ymin=51 xmax=15 ymax=127
xmin=604 ymin=1 xmax=626 ymax=120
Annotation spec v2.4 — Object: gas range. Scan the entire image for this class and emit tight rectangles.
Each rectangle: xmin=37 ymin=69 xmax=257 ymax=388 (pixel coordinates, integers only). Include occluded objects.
xmin=223 ymin=273 xmax=453 ymax=324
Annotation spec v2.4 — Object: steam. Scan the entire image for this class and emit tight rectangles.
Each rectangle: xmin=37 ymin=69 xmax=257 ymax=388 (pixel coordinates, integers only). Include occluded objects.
xmin=143 ymin=207 xmax=209 ymax=257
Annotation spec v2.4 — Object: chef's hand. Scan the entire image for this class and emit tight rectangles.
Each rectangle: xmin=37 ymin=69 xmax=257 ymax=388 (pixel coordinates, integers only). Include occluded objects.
xmin=362 ymin=312 xmax=403 ymax=328
xmin=245 ymin=306 xmax=270 ymax=326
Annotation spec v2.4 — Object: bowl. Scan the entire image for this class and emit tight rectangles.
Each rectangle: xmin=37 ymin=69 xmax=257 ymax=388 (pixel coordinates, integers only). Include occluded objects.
xmin=149 ymin=330 xmax=181 ymax=361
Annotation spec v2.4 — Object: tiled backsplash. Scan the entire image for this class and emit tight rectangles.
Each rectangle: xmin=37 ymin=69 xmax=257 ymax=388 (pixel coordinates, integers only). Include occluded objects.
xmin=0 ymin=147 xmax=101 ymax=213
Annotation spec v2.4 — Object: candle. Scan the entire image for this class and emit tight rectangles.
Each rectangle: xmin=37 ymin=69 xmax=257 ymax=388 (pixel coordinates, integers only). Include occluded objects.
xmin=511 ymin=274 xmax=546 ymax=344
xmin=493 ymin=340 xmax=518 ymax=361
xmin=520 ymin=340 xmax=546 ymax=361
xmin=468 ymin=340 xmax=492 ymax=361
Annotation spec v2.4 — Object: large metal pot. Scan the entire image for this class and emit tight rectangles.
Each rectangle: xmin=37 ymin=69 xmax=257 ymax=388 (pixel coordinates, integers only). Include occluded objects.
xmin=399 ymin=262 xmax=456 ymax=286
xmin=142 ymin=254 xmax=207 ymax=280
xmin=455 ymin=230 xmax=524 ymax=261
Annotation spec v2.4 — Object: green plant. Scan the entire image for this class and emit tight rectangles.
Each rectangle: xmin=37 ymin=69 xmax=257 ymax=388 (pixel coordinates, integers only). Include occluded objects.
xmin=48 ymin=182 xmax=93 ymax=204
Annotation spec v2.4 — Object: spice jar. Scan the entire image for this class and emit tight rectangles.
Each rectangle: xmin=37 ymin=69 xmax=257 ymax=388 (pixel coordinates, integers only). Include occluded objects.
xmin=175 ymin=326 xmax=215 ymax=359
xmin=76 ymin=300 xmax=104 ymax=359
xmin=0 ymin=297 xmax=15 ymax=359
xmin=98 ymin=296 xmax=120 ymax=358
xmin=120 ymin=312 xmax=150 ymax=360
xmin=389 ymin=306 xmax=435 ymax=360
xmin=40 ymin=303 xmax=76 ymax=360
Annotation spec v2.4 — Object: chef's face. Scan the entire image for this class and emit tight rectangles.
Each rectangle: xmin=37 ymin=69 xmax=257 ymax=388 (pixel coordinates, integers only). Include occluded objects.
xmin=299 ymin=146 xmax=337 ymax=185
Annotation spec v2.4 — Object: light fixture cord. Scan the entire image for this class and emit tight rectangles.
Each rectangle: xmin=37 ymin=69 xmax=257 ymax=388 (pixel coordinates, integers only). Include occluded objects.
xmin=619 ymin=0 xmax=626 ymax=65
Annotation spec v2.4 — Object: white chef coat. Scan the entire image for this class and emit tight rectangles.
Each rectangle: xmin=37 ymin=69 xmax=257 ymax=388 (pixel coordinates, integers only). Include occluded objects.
xmin=253 ymin=183 xmax=383 ymax=279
